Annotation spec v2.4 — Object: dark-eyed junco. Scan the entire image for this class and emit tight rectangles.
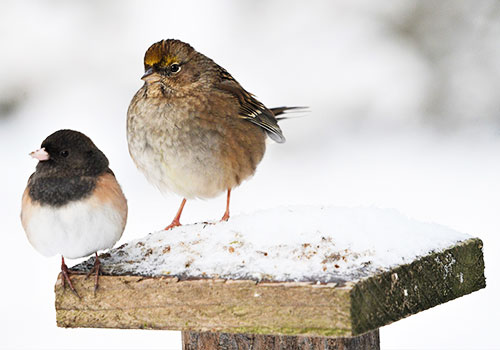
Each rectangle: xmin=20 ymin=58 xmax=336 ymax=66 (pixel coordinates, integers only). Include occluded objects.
xmin=21 ymin=130 xmax=127 ymax=297
xmin=127 ymin=39 xmax=300 ymax=230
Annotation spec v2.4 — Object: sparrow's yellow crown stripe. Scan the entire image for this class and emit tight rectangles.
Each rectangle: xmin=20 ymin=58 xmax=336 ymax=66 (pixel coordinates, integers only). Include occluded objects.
xmin=145 ymin=53 xmax=179 ymax=67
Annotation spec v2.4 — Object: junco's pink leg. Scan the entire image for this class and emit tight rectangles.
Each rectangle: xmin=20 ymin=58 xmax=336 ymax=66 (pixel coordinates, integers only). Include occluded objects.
xmin=60 ymin=256 xmax=80 ymax=299
xmin=85 ymin=252 xmax=101 ymax=295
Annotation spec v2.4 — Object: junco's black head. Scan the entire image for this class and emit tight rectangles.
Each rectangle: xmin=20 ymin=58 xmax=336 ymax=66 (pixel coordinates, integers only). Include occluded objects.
xmin=32 ymin=129 xmax=109 ymax=178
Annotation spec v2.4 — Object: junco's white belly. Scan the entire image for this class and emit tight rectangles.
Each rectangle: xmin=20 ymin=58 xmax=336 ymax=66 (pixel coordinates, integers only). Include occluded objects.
xmin=22 ymin=196 xmax=125 ymax=259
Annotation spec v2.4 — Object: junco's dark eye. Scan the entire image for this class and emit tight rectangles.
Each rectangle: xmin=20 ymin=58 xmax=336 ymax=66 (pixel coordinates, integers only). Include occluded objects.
xmin=60 ymin=150 xmax=69 ymax=157
xmin=170 ymin=64 xmax=181 ymax=73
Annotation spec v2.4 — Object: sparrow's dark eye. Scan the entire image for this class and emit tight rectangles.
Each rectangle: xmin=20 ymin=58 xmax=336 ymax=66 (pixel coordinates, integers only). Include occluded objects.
xmin=60 ymin=150 xmax=69 ymax=157
xmin=170 ymin=64 xmax=181 ymax=73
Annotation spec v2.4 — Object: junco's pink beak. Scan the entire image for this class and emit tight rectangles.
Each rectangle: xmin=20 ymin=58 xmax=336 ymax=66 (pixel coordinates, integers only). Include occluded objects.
xmin=30 ymin=148 xmax=50 ymax=161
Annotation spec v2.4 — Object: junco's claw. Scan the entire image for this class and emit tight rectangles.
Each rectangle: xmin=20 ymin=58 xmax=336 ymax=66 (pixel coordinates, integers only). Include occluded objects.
xmin=85 ymin=253 xmax=101 ymax=296
xmin=61 ymin=257 xmax=80 ymax=299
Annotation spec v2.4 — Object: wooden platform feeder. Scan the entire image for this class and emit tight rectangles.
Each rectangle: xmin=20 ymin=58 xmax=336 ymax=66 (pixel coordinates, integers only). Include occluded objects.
xmin=54 ymin=207 xmax=486 ymax=349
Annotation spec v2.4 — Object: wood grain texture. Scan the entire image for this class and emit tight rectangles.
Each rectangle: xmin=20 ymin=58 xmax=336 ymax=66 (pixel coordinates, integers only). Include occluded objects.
xmin=56 ymin=276 xmax=351 ymax=336
xmin=181 ymin=330 xmax=380 ymax=350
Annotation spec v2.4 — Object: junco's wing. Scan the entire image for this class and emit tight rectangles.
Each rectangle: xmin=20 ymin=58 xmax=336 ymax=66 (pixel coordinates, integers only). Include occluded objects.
xmin=215 ymin=68 xmax=286 ymax=143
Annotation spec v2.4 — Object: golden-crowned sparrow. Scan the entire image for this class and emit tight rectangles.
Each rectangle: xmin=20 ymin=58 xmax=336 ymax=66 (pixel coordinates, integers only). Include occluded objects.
xmin=21 ymin=130 xmax=128 ymax=296
xmin=127 ymin=39 xmax=298 ymax=230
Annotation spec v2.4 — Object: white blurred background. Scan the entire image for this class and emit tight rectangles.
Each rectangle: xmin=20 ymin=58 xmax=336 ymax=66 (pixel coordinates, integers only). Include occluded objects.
xmin=1 ymin=1 xmax=499 ymax=349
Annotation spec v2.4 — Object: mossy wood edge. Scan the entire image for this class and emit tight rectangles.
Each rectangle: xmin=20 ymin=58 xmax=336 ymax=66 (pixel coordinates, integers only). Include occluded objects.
xmin=55 ymin=238 xmax=485 ymax=336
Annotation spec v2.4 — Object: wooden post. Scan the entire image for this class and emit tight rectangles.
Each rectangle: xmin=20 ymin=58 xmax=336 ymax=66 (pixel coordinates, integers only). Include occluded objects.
xmin=182 ymin=330 xmax=380 ymax=350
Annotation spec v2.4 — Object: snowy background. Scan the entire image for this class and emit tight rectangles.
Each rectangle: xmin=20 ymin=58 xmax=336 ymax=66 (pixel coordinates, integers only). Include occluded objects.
xmin=1 ymin=0 xmax=499 ymax=349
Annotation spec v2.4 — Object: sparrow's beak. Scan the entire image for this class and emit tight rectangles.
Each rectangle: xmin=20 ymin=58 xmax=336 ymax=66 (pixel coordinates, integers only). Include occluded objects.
xmin=141 ymin=68 xmax=161 ymax=83
xmin=30 ymin=148 xmax=50 ymax=161
xmin=142 ymin=67 xmax=154 ymax=79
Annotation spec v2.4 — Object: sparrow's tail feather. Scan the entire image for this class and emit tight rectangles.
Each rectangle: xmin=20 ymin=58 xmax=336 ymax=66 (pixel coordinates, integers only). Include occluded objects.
xmin=269 ymin=106 xmax=308 ymax=121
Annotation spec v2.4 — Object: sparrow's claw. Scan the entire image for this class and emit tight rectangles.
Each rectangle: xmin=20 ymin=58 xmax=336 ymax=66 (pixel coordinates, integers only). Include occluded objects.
xmin=164 ymin=198 xmax=187 ymax=231
xmin=164 ymin=219 xmax=182 ymax=231
xmin=220 ymin=212 xmax=230 ymax=222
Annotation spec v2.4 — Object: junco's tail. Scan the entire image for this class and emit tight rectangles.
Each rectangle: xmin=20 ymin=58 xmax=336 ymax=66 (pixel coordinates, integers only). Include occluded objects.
xmin=270 ymin=106 xmax=308 ymax=121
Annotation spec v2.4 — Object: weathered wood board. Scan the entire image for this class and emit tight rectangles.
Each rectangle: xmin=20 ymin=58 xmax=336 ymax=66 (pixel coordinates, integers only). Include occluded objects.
xmin=55 ymin=238 xmax=485 ymax=337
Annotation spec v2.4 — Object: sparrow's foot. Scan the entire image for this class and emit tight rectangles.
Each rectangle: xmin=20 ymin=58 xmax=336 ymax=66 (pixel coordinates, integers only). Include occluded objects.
xmin=220 ymin=212 xmax=230 ymax=222
xmin=85 ymin=253 xmax=101 ymax=295
xmin=164 ymin=219 xmax=182 ymax=231
xmin=165 ymin=198 xmax=187 ymax=230
xmin=220 ymin=189 xmax=231 ymax=222
xmin=61 ymin=257 xmax=80 ymax=299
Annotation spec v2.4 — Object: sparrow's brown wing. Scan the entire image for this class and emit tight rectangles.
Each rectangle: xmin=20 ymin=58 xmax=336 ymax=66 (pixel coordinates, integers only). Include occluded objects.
xmin=215 ymin=68 xmax=286 ymax=143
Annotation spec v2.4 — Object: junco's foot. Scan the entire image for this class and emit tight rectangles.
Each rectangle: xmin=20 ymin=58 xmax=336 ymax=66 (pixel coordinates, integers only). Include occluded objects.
xmin=21 ymin=130 xmax=128 ymax=297
xmin=127 ymin=39 xmax=300 ymax=229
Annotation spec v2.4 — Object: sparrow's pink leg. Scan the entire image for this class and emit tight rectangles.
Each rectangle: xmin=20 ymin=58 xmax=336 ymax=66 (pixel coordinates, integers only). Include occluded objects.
xmin=221 ymin=189 xmax=231 ymax=222
xmin=165 ymin=198 xmax=187 ymax=230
